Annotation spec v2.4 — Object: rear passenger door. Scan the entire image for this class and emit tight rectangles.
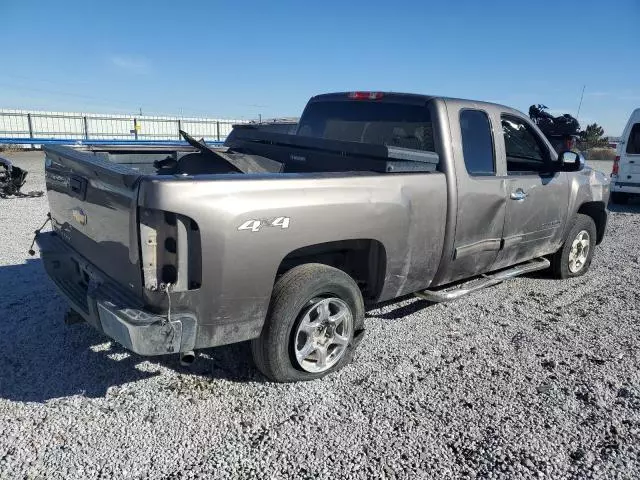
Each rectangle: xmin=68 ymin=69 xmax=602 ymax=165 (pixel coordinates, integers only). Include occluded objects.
xmin=492 ymin=114 xmax=569 ymax=268
xmin=442 ymin=104 xmax=507 ymax=284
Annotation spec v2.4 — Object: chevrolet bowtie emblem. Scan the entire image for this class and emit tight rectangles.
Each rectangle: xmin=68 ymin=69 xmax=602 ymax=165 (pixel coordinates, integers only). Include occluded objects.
xmin=71 ymin=208 xmax=87 ymax=226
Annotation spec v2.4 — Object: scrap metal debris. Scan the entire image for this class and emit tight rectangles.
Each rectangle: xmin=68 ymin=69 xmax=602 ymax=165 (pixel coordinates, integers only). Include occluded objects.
xmin=0 ymin=155 xmax=43 ymax=198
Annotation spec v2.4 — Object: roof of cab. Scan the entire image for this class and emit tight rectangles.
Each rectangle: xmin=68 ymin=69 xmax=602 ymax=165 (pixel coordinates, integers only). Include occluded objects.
xmin=309 ymin=92 xmax=435 ymax=104
xmin=308 ymin=91 xmax=523 ymax=116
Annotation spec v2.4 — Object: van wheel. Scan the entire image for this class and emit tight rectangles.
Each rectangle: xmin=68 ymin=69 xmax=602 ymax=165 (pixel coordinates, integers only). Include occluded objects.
xmin=610 ymin=192 xmax=628 ymax=204
xmin=550 ymin=214 xmax=597 ymax=279
xmin=251 ymin=263 xmax=365 ymax=382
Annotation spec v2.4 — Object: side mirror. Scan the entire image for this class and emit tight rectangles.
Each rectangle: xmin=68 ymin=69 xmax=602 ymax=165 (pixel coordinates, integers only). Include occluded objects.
xmin=558 ymin=151 xmax=585 ymax=172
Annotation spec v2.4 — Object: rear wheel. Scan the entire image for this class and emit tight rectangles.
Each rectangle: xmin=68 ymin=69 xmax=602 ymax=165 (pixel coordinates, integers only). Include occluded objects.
xmin=251 ymin=263 xmax=365 ymax=382
xmin=610 ymin=192 xmax=629 ymax=204
xmin=550 ymin=214 xmax=597 ymax=279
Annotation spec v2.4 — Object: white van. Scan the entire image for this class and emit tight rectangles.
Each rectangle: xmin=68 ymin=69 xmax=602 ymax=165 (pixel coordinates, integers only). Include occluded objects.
xmin=611 ymin=108 xmax=640 ymax=203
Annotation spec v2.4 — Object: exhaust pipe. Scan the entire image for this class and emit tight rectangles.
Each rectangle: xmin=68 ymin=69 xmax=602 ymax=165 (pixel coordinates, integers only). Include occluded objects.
xmin=179 ymin=350 xmax=196 ymax=367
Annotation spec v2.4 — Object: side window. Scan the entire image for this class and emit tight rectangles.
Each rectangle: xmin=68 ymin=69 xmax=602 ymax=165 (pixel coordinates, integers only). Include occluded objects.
xmin=627 ymin=123 xmax=640 ymax=154
xmin=501 ymin=115 xmax=551 ymax=174
xmin=460 ymin=110 xmax=495 ymax=176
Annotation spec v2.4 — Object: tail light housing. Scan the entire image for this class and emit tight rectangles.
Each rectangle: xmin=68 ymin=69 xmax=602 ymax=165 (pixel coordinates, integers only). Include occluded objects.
xmin=612 ymin=156 xmax=620 ymax=176
xmin=348 ymin=91 xmax=384 ymax=100
xmin=139 ymin=208 xmax=201 ymax=293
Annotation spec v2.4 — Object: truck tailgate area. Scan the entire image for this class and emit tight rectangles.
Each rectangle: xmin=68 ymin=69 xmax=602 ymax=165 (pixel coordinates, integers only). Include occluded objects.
xmin=44 ymin=145 xmax=144 ymax=297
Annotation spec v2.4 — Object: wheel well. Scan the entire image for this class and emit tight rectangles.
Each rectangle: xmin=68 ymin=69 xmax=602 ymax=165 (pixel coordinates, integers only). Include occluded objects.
xmin=277 ymin=239 xmax=387 ymax=301
xmin=578 ymin=201 xmax=607 ymax=244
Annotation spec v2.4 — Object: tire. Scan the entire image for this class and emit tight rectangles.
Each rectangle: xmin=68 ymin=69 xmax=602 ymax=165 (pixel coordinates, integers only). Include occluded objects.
xmin=610 ymin=192 xmax=628 ymax=205
xmin=550 ymin=214 xmax=597 ymax=279
xmin=251 ymin=263 xmax=365 ymax=382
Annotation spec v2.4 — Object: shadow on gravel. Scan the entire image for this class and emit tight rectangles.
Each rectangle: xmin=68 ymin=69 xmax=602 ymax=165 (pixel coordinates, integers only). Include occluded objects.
xmin=364 ymin=262 xmax=562 ymax=320
xmin=365 ymin=294 xmax=434 ymax=320
xmin=0 ymin=260 xmax=260 ymax=403
xmin=154 ymin=342 xmax=261 ymax=384
xmin=607 ymin=198 xmax=640 ymax=214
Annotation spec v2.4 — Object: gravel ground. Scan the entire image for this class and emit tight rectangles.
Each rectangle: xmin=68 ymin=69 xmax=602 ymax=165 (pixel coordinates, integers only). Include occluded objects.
xmin=1 ymin=152 xmax=639 ymax=479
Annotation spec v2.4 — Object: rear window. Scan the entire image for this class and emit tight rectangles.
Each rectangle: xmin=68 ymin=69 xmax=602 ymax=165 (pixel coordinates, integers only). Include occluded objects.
xmin=460 ymin=109 xmax=495 ymax=175
xmin=297 ymin=101 xmax=435 ymax=151
xmin=627 ymin=123 xmax=640 ymax=154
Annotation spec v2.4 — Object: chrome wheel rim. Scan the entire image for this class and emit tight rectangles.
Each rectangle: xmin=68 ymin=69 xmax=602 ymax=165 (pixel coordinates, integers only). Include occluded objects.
xmin=568 ymin=230 xmax=590 ymax=273
xmin=293 ymin=297 xmax=353 ymax=373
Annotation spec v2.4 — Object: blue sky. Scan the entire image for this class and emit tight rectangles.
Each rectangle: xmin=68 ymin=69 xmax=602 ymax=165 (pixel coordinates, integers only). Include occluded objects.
xmin=1 ymin=0 xmax=638 ymax=134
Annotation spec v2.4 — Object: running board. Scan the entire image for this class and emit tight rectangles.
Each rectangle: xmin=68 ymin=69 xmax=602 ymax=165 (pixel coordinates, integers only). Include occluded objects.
xmin=414 ymin=257 xmax=550 ymax=303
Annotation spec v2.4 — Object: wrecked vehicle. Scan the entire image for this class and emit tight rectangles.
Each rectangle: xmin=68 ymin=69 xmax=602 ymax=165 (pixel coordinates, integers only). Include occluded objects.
xmin=35 ymin=92 xmax=610 ymax=382
xmin=0 ymin=155 xmax=42 ymax=198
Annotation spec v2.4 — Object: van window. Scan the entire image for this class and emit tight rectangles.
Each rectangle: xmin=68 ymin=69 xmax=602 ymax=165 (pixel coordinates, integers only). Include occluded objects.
xmin=627 ymin=123 xmax=640 ymax=154
xmin=460 ymin=110 xmax=495 ymax=175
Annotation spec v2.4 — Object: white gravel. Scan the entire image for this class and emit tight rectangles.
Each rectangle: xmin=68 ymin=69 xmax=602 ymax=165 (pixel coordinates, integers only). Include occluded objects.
xmin=0 ymin=152 xmax=638 ymax=479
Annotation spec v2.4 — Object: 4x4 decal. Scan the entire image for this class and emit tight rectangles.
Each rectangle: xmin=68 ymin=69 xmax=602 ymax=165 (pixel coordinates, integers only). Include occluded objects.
xmin=237 ymin=216 xmax=290 ymax=232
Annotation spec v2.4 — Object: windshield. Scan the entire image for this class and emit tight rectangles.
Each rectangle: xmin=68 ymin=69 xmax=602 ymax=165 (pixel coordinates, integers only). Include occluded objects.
xmin=297 ymin=101 xmax=435 ymax=152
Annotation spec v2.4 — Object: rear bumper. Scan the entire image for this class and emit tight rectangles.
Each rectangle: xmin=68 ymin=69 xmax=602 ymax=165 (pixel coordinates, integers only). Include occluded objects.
xmin=611 ymin=180 xmax=640 ymax=195
xmin=36 ymin=232 xmax=197 ymax=356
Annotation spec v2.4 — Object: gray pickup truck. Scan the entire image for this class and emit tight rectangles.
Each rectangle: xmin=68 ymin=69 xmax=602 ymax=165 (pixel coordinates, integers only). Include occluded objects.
xmin=36 ymin=92 xmax=610 ymax=382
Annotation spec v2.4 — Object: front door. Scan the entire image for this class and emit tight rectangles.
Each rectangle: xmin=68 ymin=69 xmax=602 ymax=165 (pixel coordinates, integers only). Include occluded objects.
xmin=493 ymin=114 xmax=570 ymax=268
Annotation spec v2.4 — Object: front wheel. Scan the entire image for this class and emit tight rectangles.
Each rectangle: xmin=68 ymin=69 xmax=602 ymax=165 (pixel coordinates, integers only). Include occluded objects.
xmin=550 ymin=214 xmax=597 ymax=279
xmin=251 ymin=263 xmax=365 ymax=382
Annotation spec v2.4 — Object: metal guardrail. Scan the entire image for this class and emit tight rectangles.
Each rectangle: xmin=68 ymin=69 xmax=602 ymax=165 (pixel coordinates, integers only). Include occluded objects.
xmin=0 ymin=137 xmax=224 ymax=147
xmin=0 ymin=110 xmax=246 ymax=145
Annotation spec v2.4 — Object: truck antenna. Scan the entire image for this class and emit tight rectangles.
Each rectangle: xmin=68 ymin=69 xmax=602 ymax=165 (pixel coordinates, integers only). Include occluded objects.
xmin=576 ymin=85 xmax=586 ymax=120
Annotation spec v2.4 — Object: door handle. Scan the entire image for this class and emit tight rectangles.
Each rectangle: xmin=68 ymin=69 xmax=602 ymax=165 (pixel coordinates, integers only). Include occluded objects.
xmin=510 ymin=189 xmax=528 ymax=201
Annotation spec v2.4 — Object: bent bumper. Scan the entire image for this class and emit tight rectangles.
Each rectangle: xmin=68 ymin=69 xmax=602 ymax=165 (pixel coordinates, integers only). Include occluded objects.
xmin=36 ymin=232 xmax=197 ymax=356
